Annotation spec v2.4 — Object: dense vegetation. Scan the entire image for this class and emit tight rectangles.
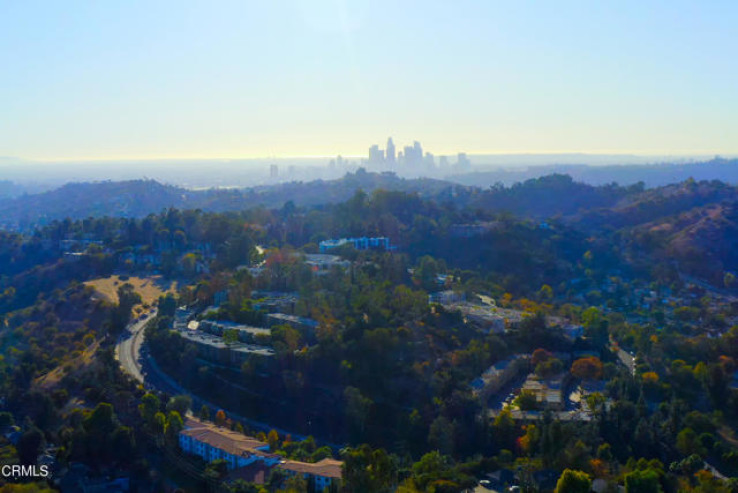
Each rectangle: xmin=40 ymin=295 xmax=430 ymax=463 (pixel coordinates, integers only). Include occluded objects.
xmin=1 ymin=173 xmax=738 ymax=492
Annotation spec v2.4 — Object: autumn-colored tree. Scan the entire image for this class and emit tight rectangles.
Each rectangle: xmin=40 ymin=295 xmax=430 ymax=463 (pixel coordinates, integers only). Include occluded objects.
xmin=589 ymin=458 xmax=609 ymax=478
xmin=571 ymin=357 xmax=603 ymax=380
xmin=642 ymin=372 xmax=659 ymax=384
xmin=215 ymin=409 xmax=226 ymax=427
xmin=532 ymin=348 xmax=553 ymax=366
xmin=517 ymin=424 xmax=539 ymax=456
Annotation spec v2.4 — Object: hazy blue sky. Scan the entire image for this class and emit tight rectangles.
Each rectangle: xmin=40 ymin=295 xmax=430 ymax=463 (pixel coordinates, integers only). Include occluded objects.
xmin=1 ymin=1 xmax=736 ymax=160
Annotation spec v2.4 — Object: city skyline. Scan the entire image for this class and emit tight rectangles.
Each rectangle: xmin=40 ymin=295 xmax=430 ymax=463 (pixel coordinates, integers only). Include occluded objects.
xmin=2 ymin=1 xmax=737 ymax=161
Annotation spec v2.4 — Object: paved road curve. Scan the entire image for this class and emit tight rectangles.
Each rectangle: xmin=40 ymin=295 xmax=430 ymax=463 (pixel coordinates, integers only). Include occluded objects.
xmin=115 ymin=309 xmax=157 ymax=385
xmin=113 ymin=312 xmax=330 ymax=444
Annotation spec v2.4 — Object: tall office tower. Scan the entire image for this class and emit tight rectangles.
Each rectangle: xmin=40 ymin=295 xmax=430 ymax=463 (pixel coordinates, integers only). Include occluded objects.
xmin=424 ymin=152 xmax=435 ymax=169
xmin=413 ymin=141 xmax=423 ymax=164
xmin=439 ymin=155 xmax=449 ymax=168
xmin=386 ymin=137 xmax=396 ymax=164
xmin=456 ymin=152 xmax=471 ymax=170
xmin=270 ymin=164 xmax=279 ymax=178
xmin=403 ymin=145 xmax=414 ymax=165
xmin=368 ymin=144 xmax=384 ymax=165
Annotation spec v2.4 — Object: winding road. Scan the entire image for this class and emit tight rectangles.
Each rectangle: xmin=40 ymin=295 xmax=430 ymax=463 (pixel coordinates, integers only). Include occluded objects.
xmin=114 ymin=311 xmax=323 ymax=443
xmin=115 ymin=310 xmax=155 ymax=385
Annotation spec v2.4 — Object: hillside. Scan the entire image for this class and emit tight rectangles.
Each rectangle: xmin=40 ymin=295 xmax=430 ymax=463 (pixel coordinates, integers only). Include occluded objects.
xmin=626 ymin=201 xmax=738 ymax=283
xmin=468 ymin=174 xmax=640 ymax=217
xmin=448 ymin=157 xmax=738 ymax=188
xmin=574 ymin=179 xmax=738 ymax=231
xmin=0 ymin=170 xmax=462 ymax=230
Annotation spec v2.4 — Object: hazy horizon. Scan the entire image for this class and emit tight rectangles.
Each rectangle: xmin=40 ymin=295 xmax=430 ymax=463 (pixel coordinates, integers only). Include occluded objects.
xmin=2 ymin=1 xmax=737 ymax=160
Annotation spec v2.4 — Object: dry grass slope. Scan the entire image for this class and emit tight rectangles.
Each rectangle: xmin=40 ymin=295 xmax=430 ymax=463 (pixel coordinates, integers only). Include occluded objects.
xmin=84 ymin=275 xmax=177 ymax=308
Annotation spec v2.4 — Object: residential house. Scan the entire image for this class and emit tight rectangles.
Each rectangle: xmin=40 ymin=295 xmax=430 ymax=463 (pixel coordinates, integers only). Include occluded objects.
xmin=471 ymin=355 xmax=529 ymax=401
xmin=521 ymin=372 xmax=569 ymax=411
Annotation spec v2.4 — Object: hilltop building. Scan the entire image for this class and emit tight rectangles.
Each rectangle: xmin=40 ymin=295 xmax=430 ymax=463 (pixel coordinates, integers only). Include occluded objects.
xmin=319 ymin=236 xmax=394 ymax=253
xmin=180 ymin=418 xmax=342 ymax=492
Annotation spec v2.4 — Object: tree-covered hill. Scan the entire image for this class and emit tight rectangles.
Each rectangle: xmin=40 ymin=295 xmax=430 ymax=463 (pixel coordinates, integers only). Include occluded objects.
xmin=0 ymin=170 xmax=465 ymax=230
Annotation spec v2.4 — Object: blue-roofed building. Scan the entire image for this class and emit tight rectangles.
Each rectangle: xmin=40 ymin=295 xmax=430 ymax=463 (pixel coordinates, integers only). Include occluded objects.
xmin=319 ymin=237 xmax=394 ymax=253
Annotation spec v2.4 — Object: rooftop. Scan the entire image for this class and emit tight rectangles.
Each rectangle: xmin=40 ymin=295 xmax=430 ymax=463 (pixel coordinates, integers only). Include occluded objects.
xmin=178 ymin=329 xmax=275 ymax=356
xmin=182 ymin=418 xmax=343 ymax=480
xmin=266 ymin=313 xmax=319 ymax=328
xmin=280 ymin=458 xmax=343 ymax=479
xmin=181 ymin=418 xmax=272 ymax=457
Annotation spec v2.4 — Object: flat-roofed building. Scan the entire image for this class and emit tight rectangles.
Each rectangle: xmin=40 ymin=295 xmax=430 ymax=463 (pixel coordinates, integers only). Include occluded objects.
xmin=177 ymin=329 xmax=274 ymax=367
xmin=266 ymin=313 xmax=319 ymax=338
xmin=197 ymin=320 xmax=271 ymax=344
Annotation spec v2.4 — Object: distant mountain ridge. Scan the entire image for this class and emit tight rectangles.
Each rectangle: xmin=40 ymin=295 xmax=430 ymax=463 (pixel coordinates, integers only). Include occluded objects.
xmin=0 ymin=170 xmax=463 ymax=230
xmin=448 ymin=157 xmax=738 ymax=188
xmin=4 ymin=168 xmax=738 ymax=284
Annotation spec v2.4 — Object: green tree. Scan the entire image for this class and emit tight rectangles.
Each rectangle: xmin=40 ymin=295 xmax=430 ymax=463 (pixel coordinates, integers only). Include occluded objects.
xmin=516 ymin=390 xmax=538 ymax=411
xmin=624 ymin=469 xmax=661 ymax=493
xmin=724 ymin=272 xmax=736 ymax=289
xmin=111 ymin=426 xmax=136 ymax=464
xmin=113 ymin=283 xmax=142 ymax=331
xmin=428 ymin=416 xmax=455 ymax=455
xmin=267 ymin=429 xmax=280 ymax=452
xmin=17 ymin=427 xmax=44 ymax=465
xmin=138 ymin=392 xmax=161 ymax=427
xmin=555 ymin=469 xmax=591 ymax=493
xmin=492 ymin=408 xmax=517 ymax=450
xmin=165 ymin=411 xmax=184 ymax=441
xmin=676 ymin=427 xmax=706 ymax=457
xmin=539 ymin=284 xmax=554 ymax=300
xmin=341 ymin=444 xmax=397 ymax=493
xmin=223 ymin=328 xmax=239 ymax=345
xmin=166 ymin=395 xmax=192 ymax=417
xmin=344 ymin=386 xmax=372 ymax=437
xmin=158 ymin=292 xmax=177 ymax=317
